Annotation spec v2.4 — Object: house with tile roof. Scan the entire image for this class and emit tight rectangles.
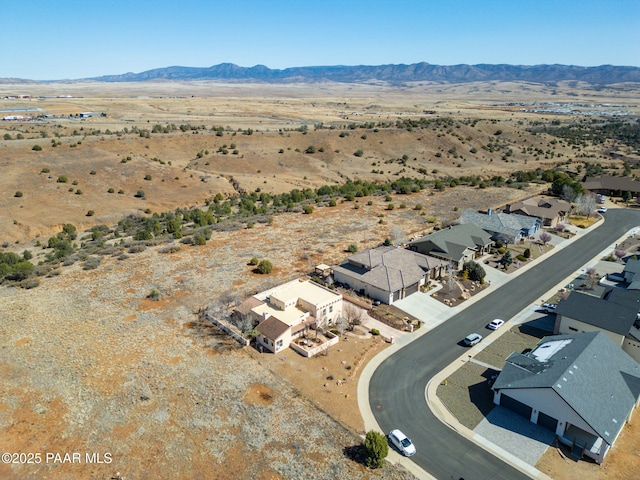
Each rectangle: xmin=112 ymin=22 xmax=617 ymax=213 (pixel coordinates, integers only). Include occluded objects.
xmin=492 ymin=331 xmax=640 ymax=463
xmin=506 ymin=197 xmax=572 ymax=227
xmin=332 ymin=246 xmax=446 ymax=305
xmin=458 ymin=209 xmax=541 ymax=244
xmin=407 ymin=224 xmax=493 ymax=270
xmin=553 ymin=290 xmax=640 ymax=362
xmin=238 ymin=278 xmax=342 ymax=354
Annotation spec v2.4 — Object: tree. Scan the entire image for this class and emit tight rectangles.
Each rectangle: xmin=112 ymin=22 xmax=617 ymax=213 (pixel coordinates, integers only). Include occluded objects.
xmin=539 ymin=232 xmax=552 ymax=245
xmin=615 ymin=249 xmax=626 ymax=261
xmin=561 ymin=184 xmax=578 ymax=203
xmin=257 ymin=259 xmax=273 ymax=274
xmin=364 ymin=430 xmax=388 ymax=469
xmin=501 ymin=250 xmax=513 ymax=266
xmin=462 ymin=261 xmax=486 ymax=282
xmin=575 ymin=193 xmax=597 ymax=217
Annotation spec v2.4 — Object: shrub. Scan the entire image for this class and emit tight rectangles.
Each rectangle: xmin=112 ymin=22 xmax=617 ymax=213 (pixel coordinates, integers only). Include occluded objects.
xmin=303 ymin=205 xmax=314 ymax=214
xmin=370 ymin=328 xmax=380 ymax=336
xmin=135 ymin=190 xmax=145 ymax=198
xmin=32 ymin=144 xmax=42 ymax=151
xmin=354 ymin=149 xmax=363 ymax=157
xmin=523 ymin=248 xmax=531 ymax=258
xmin=347 ymin=243 xmax=358 ymax=253
xmin=144 ymin=174 xmax=152 ymax=180
xmin=364 ymin=430 xmax=388 ymax=469
xmin=257 ymin=259 xmax=273 ymax=274
xmin=147 ymin=289 xmax=161 ymax=301
xmin=14 ymin=191 xmax=23 ymax=197
xmin=86 ymin=210 xmax=95 ymax=216
xmin=107 ymin=187 xmax=115 ymax=193
xmin=194 ymin=235 xmax=207 ymax=245
xmin=57 ymin=176 xmax=68 ymax=183
xmin=249 ymin=257 xmax=259 ymax=265
xmin=516 ymin=254 xmax=528 ymax=262
xmin=41 ymin=167 xmax=50 ymax=173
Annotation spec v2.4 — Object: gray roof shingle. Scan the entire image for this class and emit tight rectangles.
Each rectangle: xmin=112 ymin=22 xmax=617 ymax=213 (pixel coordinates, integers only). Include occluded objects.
xmin=333 ymin=246 xmax=445 ymax=292
xmin=494 ymin=331 xmax=640 ymax=446
xmin=555 ymin=291 xmax=637 ymax=336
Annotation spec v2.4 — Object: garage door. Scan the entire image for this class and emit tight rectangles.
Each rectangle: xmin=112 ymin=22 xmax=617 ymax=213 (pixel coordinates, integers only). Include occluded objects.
xmin=404 ymin=282 xmax=420 ymax=297
xmin=500 ymin=394 xmax=533 ymax=420
xmin=537 ymin=411 xmax=558 ymax=433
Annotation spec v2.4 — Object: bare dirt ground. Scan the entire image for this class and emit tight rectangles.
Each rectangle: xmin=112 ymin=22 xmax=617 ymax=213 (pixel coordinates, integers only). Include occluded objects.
xmin=0 ymin=184 xmax=536 ymax=480
xmin=1 ymin=81 xmax=639 ymax=479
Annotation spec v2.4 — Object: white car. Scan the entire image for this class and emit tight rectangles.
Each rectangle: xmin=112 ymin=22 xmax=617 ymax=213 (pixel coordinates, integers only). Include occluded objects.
xmin=463 ymin=333 xmax=483 ymax=346
xmin=389 ymin=429 xmax=416 ymax=456
xmin=598 ymin=207 xmax=607 ymax=213
xmin=541 ymin=303 xmax=557 ymax=314
xmin=487 ymin=319 xmax=505 ymax=330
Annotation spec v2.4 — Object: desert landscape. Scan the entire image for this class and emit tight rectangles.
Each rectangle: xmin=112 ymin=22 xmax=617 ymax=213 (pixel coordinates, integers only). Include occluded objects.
xmin=1 ymin=79 xmax=640 ymax=479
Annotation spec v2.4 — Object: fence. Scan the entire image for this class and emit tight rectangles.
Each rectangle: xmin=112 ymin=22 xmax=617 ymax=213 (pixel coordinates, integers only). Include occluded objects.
xmin=204 ymin=312 xmax=250 ymax=347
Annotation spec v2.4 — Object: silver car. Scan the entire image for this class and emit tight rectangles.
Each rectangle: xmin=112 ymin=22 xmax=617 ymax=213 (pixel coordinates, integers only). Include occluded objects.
xmin=389 ymin=429 xmax=416 ymax=456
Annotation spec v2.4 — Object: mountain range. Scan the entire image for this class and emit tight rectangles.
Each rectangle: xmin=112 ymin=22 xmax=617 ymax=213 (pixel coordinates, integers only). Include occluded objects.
xmin=88 ymin=62 xmax=640 ymax=85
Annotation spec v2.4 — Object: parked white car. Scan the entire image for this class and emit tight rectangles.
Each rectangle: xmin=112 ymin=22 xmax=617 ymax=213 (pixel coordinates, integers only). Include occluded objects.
xmin=463 ymin=333 xmax=482 ymax=346
xmin=541 ymin=303 xmax=557 ymax=314
xmin=487 ymin=319 xmax=505 ymax=330
xmin=389 ymin=429 xmax=416 ymax=456
xmin=598 ymin=207 xmax=608 ymax=213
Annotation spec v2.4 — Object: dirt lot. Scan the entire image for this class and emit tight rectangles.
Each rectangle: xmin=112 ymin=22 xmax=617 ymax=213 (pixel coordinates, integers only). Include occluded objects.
xmin=0 ymin=183 xmax=536 ymax=480
xmin=1 ymin=81 xmax=639 ymax=479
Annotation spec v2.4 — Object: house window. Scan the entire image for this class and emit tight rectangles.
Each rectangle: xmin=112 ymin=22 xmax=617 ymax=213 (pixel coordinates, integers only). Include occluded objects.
xmin=329 ymin=305 xmax=333 ymax=313
xmin=276 ymin=339 xmax=283 ymax=349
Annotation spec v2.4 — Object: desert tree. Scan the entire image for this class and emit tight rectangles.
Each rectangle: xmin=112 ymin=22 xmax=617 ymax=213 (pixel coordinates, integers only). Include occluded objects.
xmin=539 ymin=232 xmax=552 ymax=245
xmin=364 ymin=430 xmax=388 ymax=469
xmin=615 ymin=249 xmax=626 ymax=261
xmin=575 ymin=193 xmax=597 ymax=217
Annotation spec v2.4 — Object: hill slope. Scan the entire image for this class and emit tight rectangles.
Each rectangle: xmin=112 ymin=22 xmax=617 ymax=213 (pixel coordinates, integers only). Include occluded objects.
xmin=89 ymin=62 xmax=640 ymax=85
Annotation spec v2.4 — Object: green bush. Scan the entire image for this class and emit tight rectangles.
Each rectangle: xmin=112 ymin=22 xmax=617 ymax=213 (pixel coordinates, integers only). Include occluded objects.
xmin=57 ymin=176 xmax=68 ymax=183
xmin=370 ymin=328 xmax=380 ymax=336
xmin=14 ymin=191 xmax=23 ymax=197
xmin=303 ymin=205 xmax=314 ymax=214
xmin=249 ymin=257 xmax=259 ymax=265
xmin=32 ymin=144 xmax=42 ymax=151
xmin=364 ymin=430 xmax=388 ymax=469
xmin=516 ymin=254 xmax=528 ymax=262
xmin=347 ymin=243 xmax=358 ymax=253
xmin=135 ymin=190 xmax=145 ymax=198
xmin=257 ymin=259 xmax=273 ymax=274
xmin=147 ymin=289 xmax=161 ymax=301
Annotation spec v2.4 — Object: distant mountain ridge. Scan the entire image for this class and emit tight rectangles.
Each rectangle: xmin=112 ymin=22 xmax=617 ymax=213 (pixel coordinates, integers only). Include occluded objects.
xmin=88 ymin=62 xmax=640 ymax=85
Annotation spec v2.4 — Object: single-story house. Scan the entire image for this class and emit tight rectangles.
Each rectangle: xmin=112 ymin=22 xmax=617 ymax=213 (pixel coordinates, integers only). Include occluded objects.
xmin=238 ymin=279 xmax=343 ymax=354
xmin=622 ymin=258 xmax=640 ymax=289
xmin=332 ymin=246 xmax=446 ymax=305
xmin=582 ymin=175 xmax=640 ymax=198
xmin=554 ymin=290 xmax=640 ymax=362
xmin=458 ymin=209 xmax=541 ymax=244
xmin=493 ymin=331 xmax=640 ymax=464
xmin=506 ymin=197 xmax=572 ymax=227
xmin=408 ymin=224 xmax=493 ymax=270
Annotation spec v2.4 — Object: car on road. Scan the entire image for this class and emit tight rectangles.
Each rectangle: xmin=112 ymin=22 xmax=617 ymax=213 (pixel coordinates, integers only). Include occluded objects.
xmin=389 ymin=429 xmax=416 ymax=456
xmin=598 ymin=207 xmax=608 ymax=213
xmin=462 ymin=333 xmax=482 ymax=346
xmin=487 ymin=319 xmax=505 ymax=330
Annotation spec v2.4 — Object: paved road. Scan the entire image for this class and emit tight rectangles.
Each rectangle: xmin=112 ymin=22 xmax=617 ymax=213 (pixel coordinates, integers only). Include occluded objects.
xmin=369 ymin=209 xmax=640 ymax=480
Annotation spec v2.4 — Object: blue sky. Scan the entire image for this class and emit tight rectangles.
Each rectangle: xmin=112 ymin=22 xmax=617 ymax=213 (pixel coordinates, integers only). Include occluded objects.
xmin=3 ymin=0 xmax=639 ymax=80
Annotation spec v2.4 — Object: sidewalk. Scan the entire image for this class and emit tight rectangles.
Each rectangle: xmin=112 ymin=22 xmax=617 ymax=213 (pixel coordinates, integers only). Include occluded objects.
xmin=357 ymin=216 xmax=633 ymax=480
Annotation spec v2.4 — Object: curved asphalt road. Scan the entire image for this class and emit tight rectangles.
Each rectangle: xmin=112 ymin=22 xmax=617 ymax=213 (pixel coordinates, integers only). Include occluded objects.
xmin=369 ymin=209 xmax=640 ymax=480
